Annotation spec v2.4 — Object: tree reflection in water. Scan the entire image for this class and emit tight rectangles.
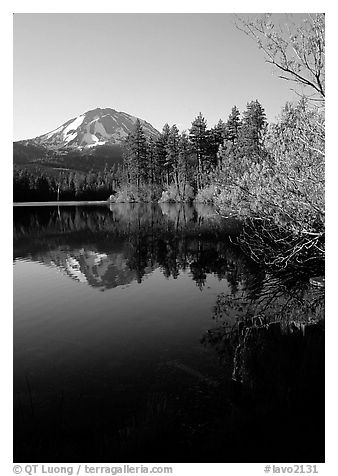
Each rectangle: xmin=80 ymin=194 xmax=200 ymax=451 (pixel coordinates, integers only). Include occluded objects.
xmin=202 ymin=266 xmax=324 ymax=462
xmin=13 ymin=202 xmax=251 ymax=291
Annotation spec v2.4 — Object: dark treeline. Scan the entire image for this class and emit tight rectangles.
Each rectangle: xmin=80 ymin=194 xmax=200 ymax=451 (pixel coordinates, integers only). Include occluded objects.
xmin=13 ymin=164 xmax=122 ymax=202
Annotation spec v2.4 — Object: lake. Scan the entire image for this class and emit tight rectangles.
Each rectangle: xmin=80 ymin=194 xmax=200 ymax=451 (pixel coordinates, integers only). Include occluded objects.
xmin=13 ymin=203 xmax=324 ymax=463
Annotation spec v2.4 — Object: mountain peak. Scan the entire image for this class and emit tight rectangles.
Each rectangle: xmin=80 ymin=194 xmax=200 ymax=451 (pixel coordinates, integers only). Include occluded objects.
xmin=19 ymin=108 xmax=159 ymax=150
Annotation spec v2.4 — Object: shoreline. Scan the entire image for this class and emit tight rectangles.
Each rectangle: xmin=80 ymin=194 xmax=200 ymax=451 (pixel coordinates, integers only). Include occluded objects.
xmin=13 ymin=199 xmax=209 ymax=207
xmin=13 ymin=200 xmax=109 ymax=206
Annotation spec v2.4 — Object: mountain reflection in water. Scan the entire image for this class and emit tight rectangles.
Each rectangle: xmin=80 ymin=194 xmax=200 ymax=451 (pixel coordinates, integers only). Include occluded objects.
xmin=14 ymin=202 xmax=252 ymax=291
xmin=13 ymin=203 xmax=324 ymax=463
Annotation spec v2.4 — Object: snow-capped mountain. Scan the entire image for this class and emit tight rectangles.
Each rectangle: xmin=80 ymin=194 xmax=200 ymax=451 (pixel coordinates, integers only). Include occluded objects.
xmin=19 ymin=107 xmax=159 ymax=150
xmin=45 ymin=248 xmax=147 ymax=289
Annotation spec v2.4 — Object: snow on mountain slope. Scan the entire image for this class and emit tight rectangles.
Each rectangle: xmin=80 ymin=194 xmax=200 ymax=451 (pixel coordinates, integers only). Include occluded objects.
xmin=44 ymin=248 xmax=146 ymax=289
xmin=19 ymin=107 xmax=160 ymax=150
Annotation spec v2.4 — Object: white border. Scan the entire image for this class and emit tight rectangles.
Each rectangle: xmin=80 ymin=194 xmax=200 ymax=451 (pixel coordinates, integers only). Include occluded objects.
xmin=3 ymin=2 xmax=336 ymax=475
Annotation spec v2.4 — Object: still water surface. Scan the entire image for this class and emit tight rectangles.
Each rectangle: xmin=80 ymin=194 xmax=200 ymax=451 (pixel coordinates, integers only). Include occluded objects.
xmin=13 ymin=203 xmax=324 ymax=463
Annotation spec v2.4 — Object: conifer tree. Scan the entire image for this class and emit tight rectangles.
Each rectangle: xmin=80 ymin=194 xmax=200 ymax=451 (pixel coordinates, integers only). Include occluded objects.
xmin=216 ymin=106 xmax=242 ymax=171
xmin=166 ymin=124 xmax=180 ymax=188
xmin=134 ymin=120 xmax=148 ymax=187
xmin=238 ymin=100 xmax=267 ymax=160
xmin=224 ymin=106 xmax=241 ymax=145
xmin=155 ymin=123 xmax=171 ymax=185
xmin=208 ymin=119 xmax=226 ymax=163
xmin=189 ymin=113 xmax=209 ymax=189
xmin=123 ymin=119 xmax=148 ymax=188
xmin=147 ymin=137 xmax=156 ymax=185
xmin=177 ymin=131 xmax=192 ymax=199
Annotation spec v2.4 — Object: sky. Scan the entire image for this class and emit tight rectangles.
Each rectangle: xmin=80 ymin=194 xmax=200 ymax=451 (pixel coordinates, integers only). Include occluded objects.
xmin=13 ymin=13 xmax=302 ymax=141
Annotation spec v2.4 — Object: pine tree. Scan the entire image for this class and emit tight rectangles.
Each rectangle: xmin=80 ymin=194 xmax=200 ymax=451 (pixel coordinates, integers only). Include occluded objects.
xmin=189 ymin=113 xmax=209 ymax=189
xmin=208 ymin=119 xmax=226 ymax=164
xmin=123 ymin=133 xmax=136 ymax=184
xmin=134 ymin=120 xmax=148 ymax=187
xmin=155 ymin=124 xmax=171 ymax=185
xmin=224 ymin=106 xmax=241 ymax=145
xmin=177 ymin=131 xmax=192 ymax=199
xmin=166 ymin=124 xmax=180 ymax=188
xmin=123 ymin=120 xmax=148 ymax=188
xmin=216 ymin=106 xmax=242 ymax=170
xmin=238 ymin=100 xmax=267 ymax=160
xmin=214 ymin=119 xmax=226 ymax=143
xmin=147 ymin=137 xmax=156 ymax=186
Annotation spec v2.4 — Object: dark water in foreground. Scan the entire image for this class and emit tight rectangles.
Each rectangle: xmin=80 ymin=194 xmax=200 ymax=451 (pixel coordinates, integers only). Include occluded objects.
xmin=13 ymin=203 xmax=324 ymax=463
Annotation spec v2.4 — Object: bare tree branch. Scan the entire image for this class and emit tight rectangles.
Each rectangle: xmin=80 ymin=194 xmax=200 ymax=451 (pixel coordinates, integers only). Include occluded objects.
xmin=235 ymin=13 xmax=325 ymax=101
